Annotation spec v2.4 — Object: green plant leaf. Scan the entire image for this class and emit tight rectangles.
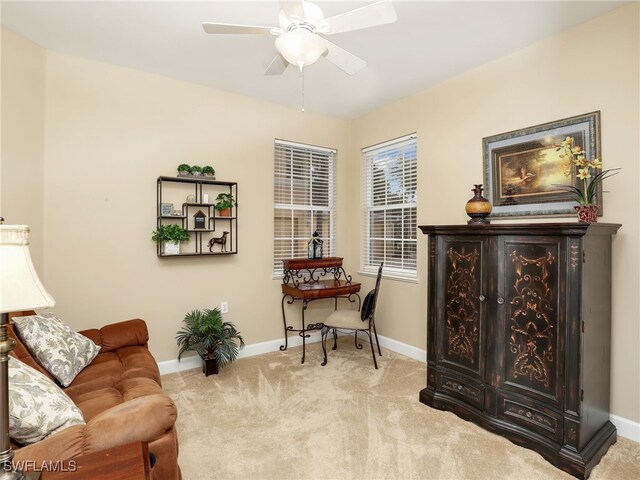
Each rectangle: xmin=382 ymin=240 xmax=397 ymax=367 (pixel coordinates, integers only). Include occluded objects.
xmin=214 ymin=193 xmax=237 ymax=210
xmin=175 ymin=308 xmax=243 ymax=367
xmin=151 ymin=224 xmax=190 ymax=243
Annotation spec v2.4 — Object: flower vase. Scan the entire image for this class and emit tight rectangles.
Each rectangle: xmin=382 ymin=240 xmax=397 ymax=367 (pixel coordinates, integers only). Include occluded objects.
xmin=574 ymin=205 xmax=599 ymax=223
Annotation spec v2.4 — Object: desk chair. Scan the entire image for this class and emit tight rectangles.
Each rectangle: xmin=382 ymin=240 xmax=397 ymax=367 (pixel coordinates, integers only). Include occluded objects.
xmin=320 ymin=263 xmax=383 ymax=369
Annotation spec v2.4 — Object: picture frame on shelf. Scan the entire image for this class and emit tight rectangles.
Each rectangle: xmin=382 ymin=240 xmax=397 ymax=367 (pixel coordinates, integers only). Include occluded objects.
xmin=161 ymin=203 xmax=174 ymax=216
xmin=482 ymin=111 xmax=601 ymax=218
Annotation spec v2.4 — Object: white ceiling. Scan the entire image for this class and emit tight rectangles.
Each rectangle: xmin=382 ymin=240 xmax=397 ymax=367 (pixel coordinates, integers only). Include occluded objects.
xmin=1 ymin=0 xmax=626 ymax=119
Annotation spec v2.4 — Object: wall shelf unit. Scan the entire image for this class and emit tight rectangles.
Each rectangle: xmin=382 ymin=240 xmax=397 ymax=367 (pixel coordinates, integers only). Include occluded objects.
xmin=156 ymin=176 xmax=237 ymax=257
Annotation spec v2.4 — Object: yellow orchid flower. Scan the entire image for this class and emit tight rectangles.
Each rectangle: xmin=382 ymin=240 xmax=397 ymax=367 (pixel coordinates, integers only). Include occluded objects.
xmin=574 ymin=157 xmax=586 ymax=167
xmin=590 ymin=159 xmax=603 ymax=169
xmin=577 ymin=168 xmax=591 ymax=180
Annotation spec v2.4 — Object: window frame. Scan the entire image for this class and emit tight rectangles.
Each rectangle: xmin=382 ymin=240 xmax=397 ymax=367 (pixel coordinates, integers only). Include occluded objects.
xmin=361 ymin=133 xmax=418 ymax=281
xmin=273 ymin=139 xmax=336 ymax=278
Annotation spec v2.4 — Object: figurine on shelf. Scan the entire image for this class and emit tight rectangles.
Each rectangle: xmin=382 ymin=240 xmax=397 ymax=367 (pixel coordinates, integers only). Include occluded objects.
xmin=208 ymin=231 xmax=229 ymax=253
xmin=193 ymin=210 xmax=207 ymax=229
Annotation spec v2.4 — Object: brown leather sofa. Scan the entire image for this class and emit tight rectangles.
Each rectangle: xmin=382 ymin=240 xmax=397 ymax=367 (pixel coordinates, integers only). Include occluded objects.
xmin=8 ymin=311 xmax=180 ymax=480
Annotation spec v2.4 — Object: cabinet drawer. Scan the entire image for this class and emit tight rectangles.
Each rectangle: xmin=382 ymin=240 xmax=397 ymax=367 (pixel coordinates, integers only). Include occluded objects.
xmin=437 ymin=372 xmax=484 ymax=409
xmin=498 ymin=394 xmax=563 ymax=443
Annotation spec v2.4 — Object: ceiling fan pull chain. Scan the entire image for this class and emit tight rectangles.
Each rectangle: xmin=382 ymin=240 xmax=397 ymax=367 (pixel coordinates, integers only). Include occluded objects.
xmin=300 ymin=65 xmax=305 ymax=112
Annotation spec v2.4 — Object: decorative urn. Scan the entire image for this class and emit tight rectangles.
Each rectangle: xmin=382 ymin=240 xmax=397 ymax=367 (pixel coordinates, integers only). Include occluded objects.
xmin=465 ymin=184 xmax=492 ymax=224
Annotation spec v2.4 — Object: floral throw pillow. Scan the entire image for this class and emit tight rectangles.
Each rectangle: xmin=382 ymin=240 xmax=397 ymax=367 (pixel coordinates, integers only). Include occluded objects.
xmin=13 ymin=313 xmax=101 ymax=387
xmin=9 ymin=357 xmax=85 ymax=444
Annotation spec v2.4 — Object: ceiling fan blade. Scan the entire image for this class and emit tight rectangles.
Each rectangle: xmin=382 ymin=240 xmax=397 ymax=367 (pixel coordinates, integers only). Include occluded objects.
xmin=202 ymin=22 xmax=275 ymax=35
xmin=320 ymin=0 xmax=397 ymax=35
xmin=264 ymin=54 xmax=289 ymax=76
xmin=280 ymin=1 xmax=306 ymax=23
xmin=324 ymin=40 xmax=367 ymax=76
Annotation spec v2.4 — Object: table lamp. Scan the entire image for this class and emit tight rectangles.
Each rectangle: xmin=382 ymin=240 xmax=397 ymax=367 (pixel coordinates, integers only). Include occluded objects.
xmin=0 ymin=220 xmax=55 ymax=479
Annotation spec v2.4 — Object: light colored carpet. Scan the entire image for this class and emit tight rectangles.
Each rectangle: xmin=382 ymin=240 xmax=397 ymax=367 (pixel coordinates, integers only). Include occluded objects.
xmin=162 ymin=337 xmax=639 ymax=480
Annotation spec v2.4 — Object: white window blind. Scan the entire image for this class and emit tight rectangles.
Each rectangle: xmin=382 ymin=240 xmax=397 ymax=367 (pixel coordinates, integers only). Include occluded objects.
xmin=273 ymin=139 xmax=336 ymax=276
xmin=362 ymin=134 xmax=417 ymax=280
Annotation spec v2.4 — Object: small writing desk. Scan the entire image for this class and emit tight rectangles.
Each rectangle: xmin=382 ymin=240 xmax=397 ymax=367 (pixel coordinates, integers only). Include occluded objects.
xmin=280 ymin=257 xmax=360 ymax=364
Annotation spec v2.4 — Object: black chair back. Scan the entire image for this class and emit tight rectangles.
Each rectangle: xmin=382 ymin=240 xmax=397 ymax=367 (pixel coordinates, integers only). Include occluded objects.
xmin=360 ymin=263 xmax=383 ymax=321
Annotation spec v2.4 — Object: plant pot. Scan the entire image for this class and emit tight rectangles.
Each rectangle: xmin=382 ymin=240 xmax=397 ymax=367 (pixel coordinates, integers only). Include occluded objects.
xmin=217 ymin=208 xmax=230 ymax=217
xmin=163 ymin=241 xmax=180 ymax=255
xmin=202 ymin=356 xmax=219 ymax=376
xmin=574 ymin=205 xmax=599 ymax=223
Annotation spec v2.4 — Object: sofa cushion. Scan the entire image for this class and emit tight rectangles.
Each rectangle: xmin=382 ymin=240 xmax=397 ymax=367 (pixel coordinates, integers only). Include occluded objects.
xmin=8 ymin=323 xmax=56 ymax=382
xmin=67 ymin=377 xmax=165 ymax=421
xmin=9 ymin=357 xmax=85 ymax=445
xmin=13 ymin=313 xmax=101 ymax=387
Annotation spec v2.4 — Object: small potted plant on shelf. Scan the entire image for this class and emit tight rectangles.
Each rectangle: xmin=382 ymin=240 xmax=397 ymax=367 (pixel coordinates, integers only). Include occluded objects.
xmin=176 ymin=307 xmax=244 ymax=376
xmin=190 ymin=165 xmax=203 ymax=176
xmin=214 ymin=192 xmax=236 ymax=217
xmin=177 ymin=164 xmax=191 ymax=177
xmin=202 ymin=165 xmax=216 ymax=179
xmin=151 ymin=224 xmax=190 ymax=255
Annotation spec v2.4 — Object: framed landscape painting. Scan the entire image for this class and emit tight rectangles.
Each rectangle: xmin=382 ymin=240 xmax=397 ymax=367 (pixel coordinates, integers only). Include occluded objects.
xmin=483 ymin=111 xmax=601 ymax=218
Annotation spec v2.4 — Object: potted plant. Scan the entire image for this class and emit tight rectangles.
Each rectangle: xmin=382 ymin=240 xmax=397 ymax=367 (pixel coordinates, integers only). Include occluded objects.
xmin=151 ymin=224 xmax=190 ymax=255
xmin=556 ymin=136 xmax=620 ymax=222
xmin=177 ymin=164 xmax=191 ymax=177
xmin=190 ymin=165 xmax=203 ymax=176
xmin=214 ymin=192 xmax=236 ymax=217
xmin=202 ymin=165 xmax=215 ymax=178
xmin=176 ymin=308 xmax=244 ymax=376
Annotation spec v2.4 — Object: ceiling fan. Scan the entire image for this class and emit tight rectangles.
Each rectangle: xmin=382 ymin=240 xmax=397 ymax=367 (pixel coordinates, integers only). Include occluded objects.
xmin=202 ymin=0 xmax=397 ymax=76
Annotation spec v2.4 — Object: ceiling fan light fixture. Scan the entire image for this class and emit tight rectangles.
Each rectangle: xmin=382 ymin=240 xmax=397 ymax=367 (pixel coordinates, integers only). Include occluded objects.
xmin=275 ymin=29 xmax=327 ymax=69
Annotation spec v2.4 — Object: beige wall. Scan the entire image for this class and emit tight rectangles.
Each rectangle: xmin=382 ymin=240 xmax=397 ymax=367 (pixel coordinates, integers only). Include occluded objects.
xmin=1 ymin=28 xmax=45 ymax=272
xmin=41 ymin=50 xmax=350 ymax=362
xmin=1 ymin=2 xmax=638 ymax=427
xmin=349 ymin=3 xmax=639 ymax=423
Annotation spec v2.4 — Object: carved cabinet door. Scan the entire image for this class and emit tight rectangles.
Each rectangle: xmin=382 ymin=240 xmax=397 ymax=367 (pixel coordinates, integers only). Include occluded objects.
xmin=494 ymin=236 xmax=566 ymax=409
xmin=434 ymin=236 xmax=488 ymax=407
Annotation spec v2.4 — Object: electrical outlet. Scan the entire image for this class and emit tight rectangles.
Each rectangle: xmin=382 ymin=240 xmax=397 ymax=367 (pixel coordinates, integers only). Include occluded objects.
xmin=220 ymin=302 xmax=229 ymax=314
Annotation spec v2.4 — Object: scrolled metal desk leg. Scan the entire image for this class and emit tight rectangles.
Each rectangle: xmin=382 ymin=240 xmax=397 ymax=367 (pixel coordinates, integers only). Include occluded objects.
xmin=300 ymin=300 xmax=309 ymax=364
xmin=280 ymin=295 xmax=294 ymax=352
xmin=321 ymin=326 xmax=329 ymax=366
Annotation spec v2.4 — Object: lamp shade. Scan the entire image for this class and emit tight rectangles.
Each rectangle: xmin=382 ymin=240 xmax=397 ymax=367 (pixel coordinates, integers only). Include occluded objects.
xmin=275 ymin=29 xmax=327 ymax=69
xmin=0 ymin=225 xmax=55 ymax=313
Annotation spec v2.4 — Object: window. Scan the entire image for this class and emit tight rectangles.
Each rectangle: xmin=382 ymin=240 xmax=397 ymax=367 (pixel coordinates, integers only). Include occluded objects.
xmin=273 ymin=140 xmax=336 ymax=276
xmin=362 ymin=134 xmax=417 ymax=280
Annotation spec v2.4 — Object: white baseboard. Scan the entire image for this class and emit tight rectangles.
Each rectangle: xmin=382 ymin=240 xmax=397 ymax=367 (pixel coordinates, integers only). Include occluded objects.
xmin=158 ymin=334 xmax=639 ymax=443
xmin=610 ymin=414 xmax=640 ymax=443
xmin=376 ymin=334 xmax=426 ymax=363
xmin=157 ymin=332 xmax=321 ymax=375
xmin=159 ymin=355 xmax=202 ymax=375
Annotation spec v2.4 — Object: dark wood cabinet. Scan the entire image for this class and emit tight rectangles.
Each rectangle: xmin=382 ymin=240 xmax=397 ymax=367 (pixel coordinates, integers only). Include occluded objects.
xmin=419 ymin=223 xmax=621 ymax=479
